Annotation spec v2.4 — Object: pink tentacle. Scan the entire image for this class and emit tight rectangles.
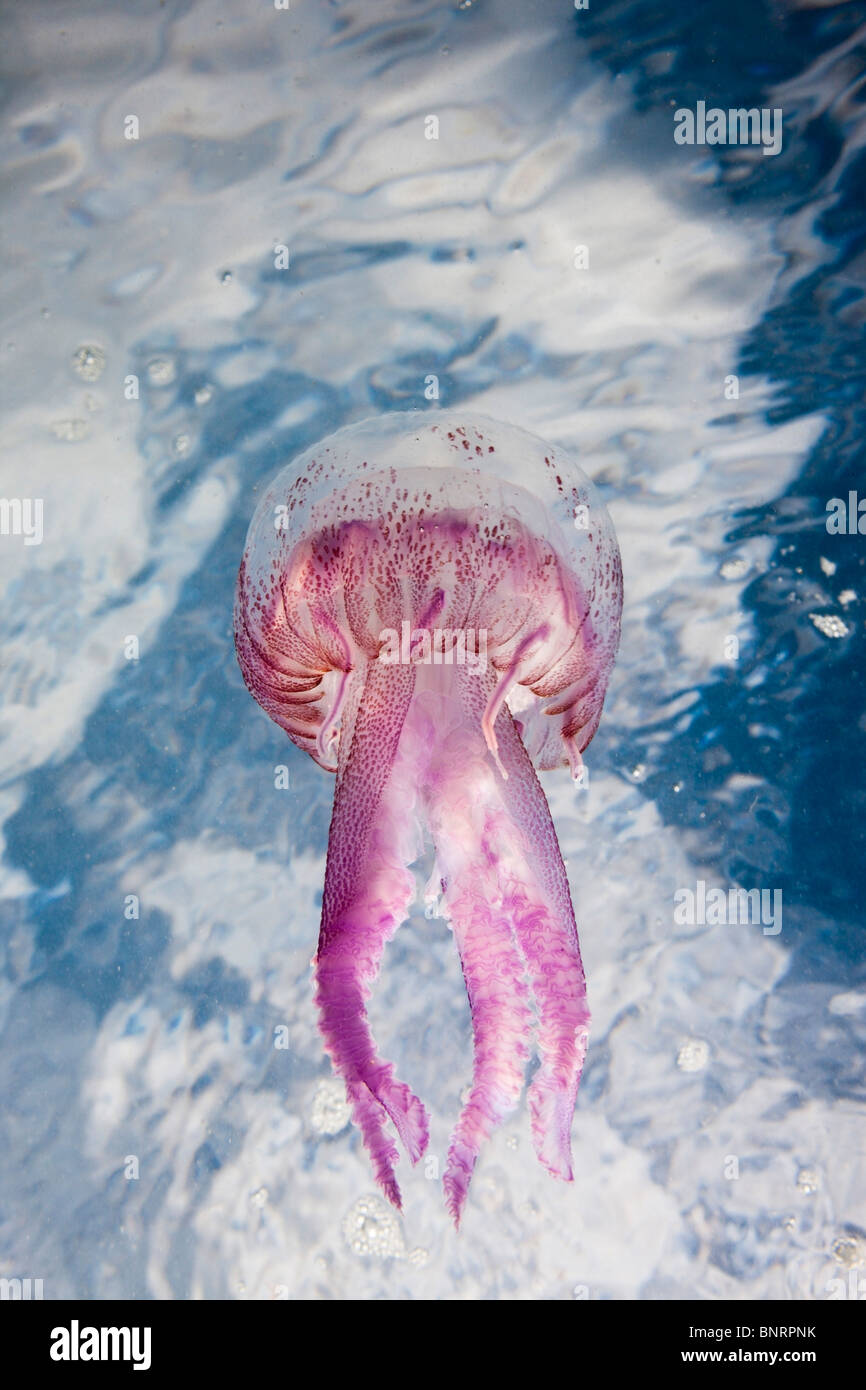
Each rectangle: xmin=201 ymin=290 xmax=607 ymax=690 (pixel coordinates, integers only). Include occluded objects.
xmin=421 ymin=674 xmax=532 ymax=1225
xmin=458 ymin=666 xmax=591 ymax=1183
xmin=441 ymin=881 xmax=532 ymax=1226
xmin=314 ymin=659 xmax=429 ymax=1208
xmin=481 ymin=624 xmax=550 ymax=779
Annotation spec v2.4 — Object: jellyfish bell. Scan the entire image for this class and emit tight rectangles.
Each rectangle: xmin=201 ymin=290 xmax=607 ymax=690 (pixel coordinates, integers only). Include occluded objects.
xmin=235 ymin=411 xmax=622 ymax=1224
xmin=237 ymin=413 xmax=621 ymax=774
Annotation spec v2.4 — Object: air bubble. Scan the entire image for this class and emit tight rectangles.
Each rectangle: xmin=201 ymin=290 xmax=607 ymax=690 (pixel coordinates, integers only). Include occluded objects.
xmin=832 ymin=1235 xmax=865 ymax=1268
xmin=809 ymin=612 xmax=848 ymax=639
xmin=310 ymin=1078 xmax=351 ymax=1135
xmin=72 ymin=344 xmax=105 ymax=381
xmin=342 ymin=1195 xmax=405 ymax=1259
xmin=720 ymin=556 xmax=748 ymax=581
xmin=147 ymin=357 xmax=176 ymax=387
xmin=51 ymin=418 xmax=89 ymax=442
xmin=677 ymin=1038 xmax=709 ymax=1072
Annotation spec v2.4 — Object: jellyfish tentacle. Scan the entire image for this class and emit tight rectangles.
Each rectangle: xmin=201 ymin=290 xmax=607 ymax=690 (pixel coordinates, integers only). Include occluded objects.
xmin=314 ymin=659 xmax=429 ymax=1208
xmin=491 ymin=702 xmax=590 ymax=1181
xmin=562 ymin=733 xmax=585 ymax=783
xmin=441 ymin=877 xmax=532 ymax=1226
xmin=481 ymin=624 xmax=550 ymax=779
xmin=316 ymin=666 xmax=351 ymax=767
xmin=421 ymin=676 xmax=532 ymax=1225
xmin=455 ymin=665 xmax=590 ymax=1183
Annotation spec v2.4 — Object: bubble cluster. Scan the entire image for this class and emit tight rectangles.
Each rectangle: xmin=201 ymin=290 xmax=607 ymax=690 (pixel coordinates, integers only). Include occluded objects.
xmin=832 ymin=1234 xmax=865 ymax=1268
xmin=809 ymin=612 xmax=849 ymax=639
xmin=342 ymin=1196 xmax=405 ymax=1259
xmin=676 ymin=1038 xmax=710 ymax=1072
xmin=50 ymin=418 xmax=88 ymax=441
xmin=720 ymin=556 xmax=749 ymax=580
xmin=71 ymin=344 xmax=105 ymax=381
xmin=310 ymin=1078 xmax=351 ymax=1136
xmin=147 ymin=357 xmax=176 ymax=387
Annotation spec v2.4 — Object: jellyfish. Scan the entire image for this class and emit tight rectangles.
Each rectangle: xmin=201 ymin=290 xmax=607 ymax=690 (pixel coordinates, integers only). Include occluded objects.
xmin=235 ymin=412 xmax=622 ymax=1225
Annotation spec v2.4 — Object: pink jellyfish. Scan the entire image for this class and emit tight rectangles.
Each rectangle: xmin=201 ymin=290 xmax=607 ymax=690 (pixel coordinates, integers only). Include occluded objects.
xmin=235 ymin=413 xmax=622 ymax=1225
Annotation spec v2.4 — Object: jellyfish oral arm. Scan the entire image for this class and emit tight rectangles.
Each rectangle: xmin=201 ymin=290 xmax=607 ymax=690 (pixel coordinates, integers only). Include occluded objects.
xmin=313 ymin=659 xmax=430 ymax=1208
xmin=313 ymin=656 xmax=590 ymax=1225
xmin=447 ymin=667 xmax=590 ymax=1204
xmin=489 ymin=689 xmax=591 ymax=1182
xmin=422 ymin=669 xmax=534 ymax=1225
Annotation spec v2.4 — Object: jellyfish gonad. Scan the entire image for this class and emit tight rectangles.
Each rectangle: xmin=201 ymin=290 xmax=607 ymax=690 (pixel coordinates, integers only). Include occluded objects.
xmin=235 ymin=413 xmax=622 ymax=1225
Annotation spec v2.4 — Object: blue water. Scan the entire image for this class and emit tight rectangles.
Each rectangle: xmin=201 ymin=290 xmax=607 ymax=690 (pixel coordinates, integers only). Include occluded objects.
xmin=0 ymin=0 xmax=864 ymax=1299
